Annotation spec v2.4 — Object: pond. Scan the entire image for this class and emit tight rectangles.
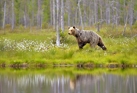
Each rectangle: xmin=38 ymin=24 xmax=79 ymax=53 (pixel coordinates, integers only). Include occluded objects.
xmin=0 ymin=68 xmax=137 ymax=93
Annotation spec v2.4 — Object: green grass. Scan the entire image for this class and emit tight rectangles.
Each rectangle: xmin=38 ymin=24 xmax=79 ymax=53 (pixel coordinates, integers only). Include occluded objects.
xmin=0 ymin=26 xmax=137 ymax=67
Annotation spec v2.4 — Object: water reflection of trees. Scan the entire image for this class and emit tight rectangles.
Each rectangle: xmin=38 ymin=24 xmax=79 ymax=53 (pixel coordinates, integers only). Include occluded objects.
xmin=0 ymin=74 xmax=137 ymax=93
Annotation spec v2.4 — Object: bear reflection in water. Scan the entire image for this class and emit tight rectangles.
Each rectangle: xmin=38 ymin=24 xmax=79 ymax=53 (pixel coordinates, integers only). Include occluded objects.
xmin=70 ymin=74 xmax=100 ymax=90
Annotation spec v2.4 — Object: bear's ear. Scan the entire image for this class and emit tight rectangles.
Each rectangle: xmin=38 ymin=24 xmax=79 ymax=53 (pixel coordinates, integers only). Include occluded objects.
xmin=73 ymin=26 xmax=75 ymax=29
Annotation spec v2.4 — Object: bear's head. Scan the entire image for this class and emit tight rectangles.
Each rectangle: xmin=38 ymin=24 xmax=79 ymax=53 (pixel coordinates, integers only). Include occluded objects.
xmin=68 ymin=26 xmax=76 ymax=35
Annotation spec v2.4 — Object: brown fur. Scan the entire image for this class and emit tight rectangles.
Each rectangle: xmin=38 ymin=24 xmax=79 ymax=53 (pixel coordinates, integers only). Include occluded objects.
xmin=68 ymin=26 xmax=107 ymax=50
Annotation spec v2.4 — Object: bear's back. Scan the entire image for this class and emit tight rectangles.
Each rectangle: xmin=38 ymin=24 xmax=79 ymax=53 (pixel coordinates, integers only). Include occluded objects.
xmin=77 ymin=30 xmax=99 ymax=43
xmin=82 ymin=30 xmax=100 ymax=38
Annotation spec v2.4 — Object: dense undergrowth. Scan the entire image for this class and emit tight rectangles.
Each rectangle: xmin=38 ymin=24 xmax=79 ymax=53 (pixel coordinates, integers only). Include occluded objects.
xmin=0 ymin=25 xmax=137 ymax=67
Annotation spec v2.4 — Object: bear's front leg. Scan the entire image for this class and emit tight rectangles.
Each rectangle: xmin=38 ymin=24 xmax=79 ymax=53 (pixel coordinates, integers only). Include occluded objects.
xmin=78 ymin=42 xmax=86 ymax=49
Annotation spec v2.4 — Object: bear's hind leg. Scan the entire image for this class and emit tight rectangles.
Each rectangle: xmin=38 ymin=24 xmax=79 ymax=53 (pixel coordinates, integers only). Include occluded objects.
xmin=98 ymin=43 xmax=106 ymax=50
xmin=98 ymin=38 xmax=107 ymax=50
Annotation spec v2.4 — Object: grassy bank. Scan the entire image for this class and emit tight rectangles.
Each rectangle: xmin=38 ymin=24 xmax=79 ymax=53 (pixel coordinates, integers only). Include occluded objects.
xmin=0 ymin=26 xmax=137 ymax=67
xmin=0 ymin=67 xmax=137 ymax=77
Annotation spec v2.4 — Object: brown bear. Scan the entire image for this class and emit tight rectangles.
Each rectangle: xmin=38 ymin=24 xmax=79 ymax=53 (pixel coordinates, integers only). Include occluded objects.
xmin=68 ymin=26 xmax=107 ymax=50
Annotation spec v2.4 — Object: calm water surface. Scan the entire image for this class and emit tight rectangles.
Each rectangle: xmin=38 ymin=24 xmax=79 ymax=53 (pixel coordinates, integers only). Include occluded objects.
xmin=0 ymin=68 xmax=137 ymax=93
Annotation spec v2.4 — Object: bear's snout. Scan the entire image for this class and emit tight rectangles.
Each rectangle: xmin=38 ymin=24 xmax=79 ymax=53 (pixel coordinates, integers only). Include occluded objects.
xmin=68 ymin=33 xmax=71 ymax=35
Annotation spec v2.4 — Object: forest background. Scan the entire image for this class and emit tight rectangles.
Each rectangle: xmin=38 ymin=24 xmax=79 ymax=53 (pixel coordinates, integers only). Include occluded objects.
xmin=0 ymin=0 xmax=137 ymax=31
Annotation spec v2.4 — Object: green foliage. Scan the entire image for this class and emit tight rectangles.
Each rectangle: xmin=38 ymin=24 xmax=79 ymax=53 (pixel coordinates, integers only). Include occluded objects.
xmin=51 ymin=31 xmax=73 ymax=44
